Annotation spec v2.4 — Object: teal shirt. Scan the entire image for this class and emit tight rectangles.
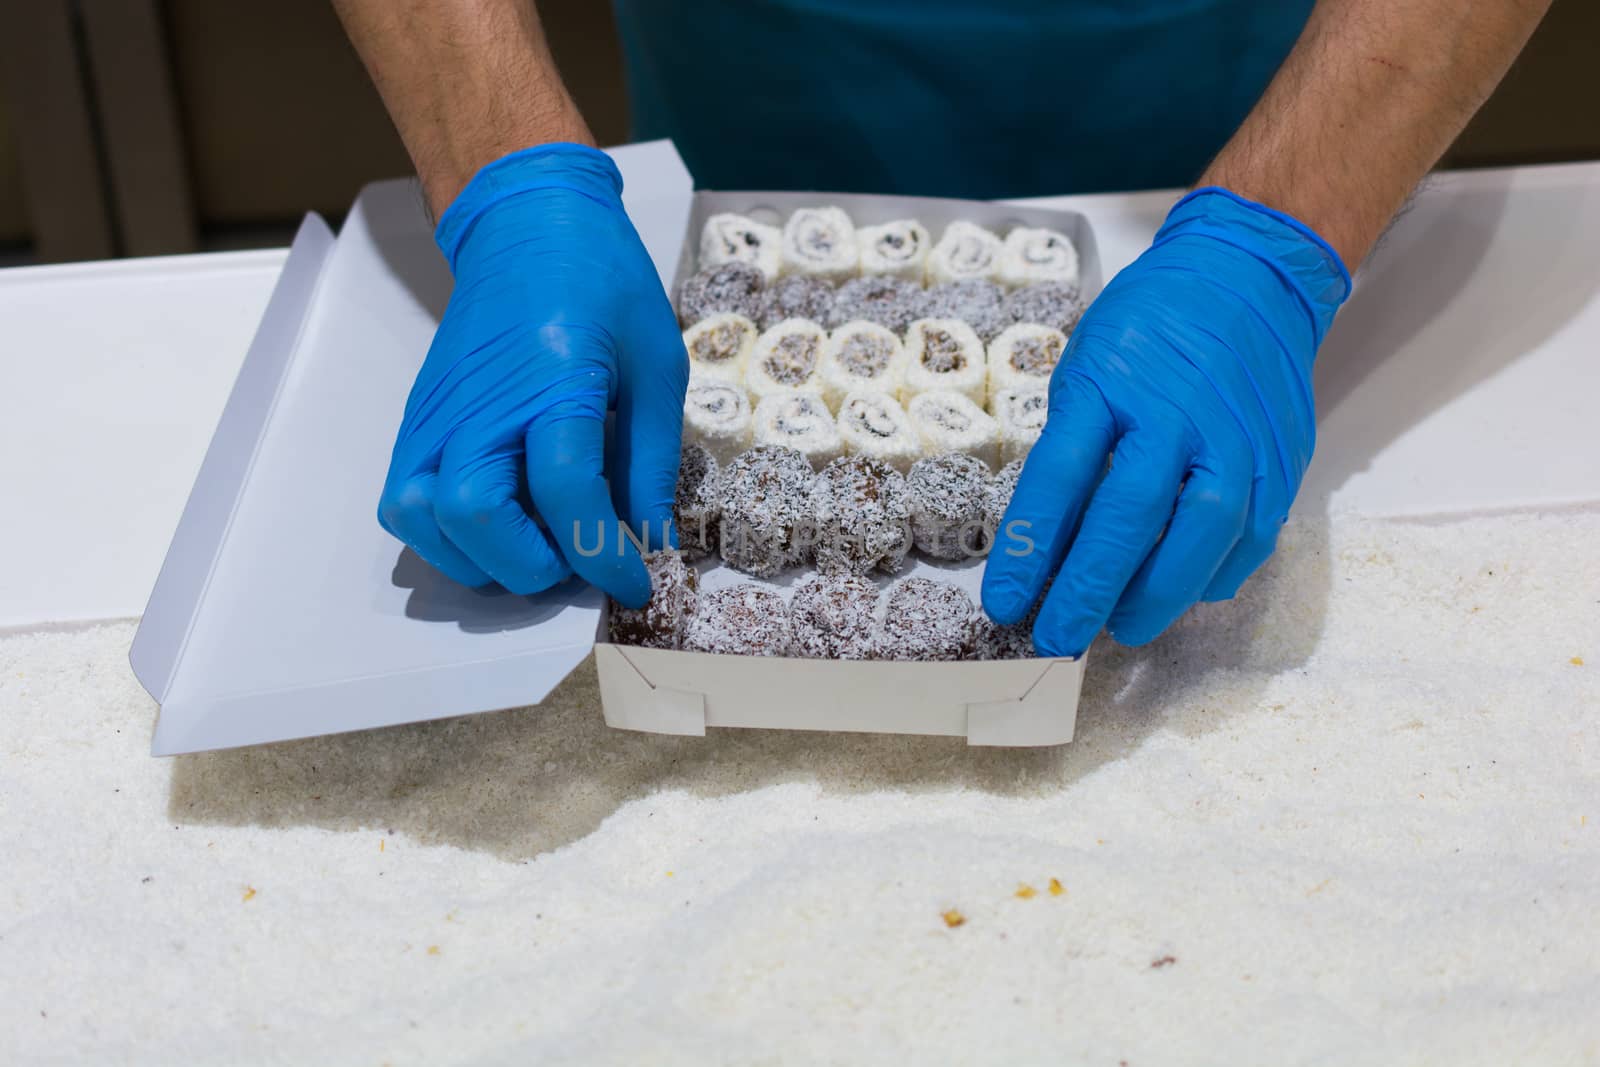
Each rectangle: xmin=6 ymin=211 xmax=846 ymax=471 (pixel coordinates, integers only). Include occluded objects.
xmin=612 ymin=0 xmax=1314 ymax=198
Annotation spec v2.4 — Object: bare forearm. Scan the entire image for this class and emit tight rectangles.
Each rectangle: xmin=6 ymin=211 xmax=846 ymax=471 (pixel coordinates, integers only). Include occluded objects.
xmin=1202 ymin=0 xmax=1551 ymax=268
xmin=331 ymin=0 xmax=591 ymax=217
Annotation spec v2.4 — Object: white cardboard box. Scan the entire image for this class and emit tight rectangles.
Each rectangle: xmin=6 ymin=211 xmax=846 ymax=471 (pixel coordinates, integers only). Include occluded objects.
xmin=130 ymin=142 xmax=1090 ymax=755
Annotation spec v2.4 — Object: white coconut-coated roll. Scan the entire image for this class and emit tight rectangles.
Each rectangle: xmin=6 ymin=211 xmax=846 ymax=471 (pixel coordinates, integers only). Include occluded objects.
xmin=997 ymin=226 xmax=1080 ymax=290
xmin=903 ymin=318 xmax=987 ymax=406
xmin=856 ymin=218 xmax=931 ymax=281
xmin=747 ymin=318 xmax=827 ymax=404
xmin=699 ymin=212 xmax=783 ymax=280
xmin=906 ymin=390 xmax=1001 ymax=470
xmin=781 ymin=206 xmax=858 ymax=282
xmin=819 ymin=320 xmax=907 ymax=410
xmin=986 ymin=322 xmax=1066 ymax=400
xmin=835 ymin=391 xmax=922 ymax=474
xmin=925 ymin=221 xmax=1002 ymax=285
xmin=682 ymin=312 xmax=757 ymax=385
xmin=683 ymin=378 xmax=754 ymax=466
xmin=990 ymin=386 xmax=1049 ymax=465
xmin=753 ymin=392 xmax=843 ymax=469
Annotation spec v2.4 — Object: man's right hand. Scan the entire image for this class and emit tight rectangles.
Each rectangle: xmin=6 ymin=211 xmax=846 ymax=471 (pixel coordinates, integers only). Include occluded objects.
xmin=378 ymin=143 xmax=688 ymax=608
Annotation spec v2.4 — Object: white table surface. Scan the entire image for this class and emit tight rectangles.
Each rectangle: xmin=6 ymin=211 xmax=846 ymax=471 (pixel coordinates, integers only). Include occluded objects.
xmin=1 ymin=250 xmax=285 ymax=628
xmin=3 ymin=163 xmax=1597 ymax=630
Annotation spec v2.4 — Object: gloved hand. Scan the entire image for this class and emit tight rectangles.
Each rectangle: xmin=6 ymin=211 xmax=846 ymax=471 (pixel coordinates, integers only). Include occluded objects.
xmin=379 ymin=144 xmax=687 ymax=609
xmin=982 ymin=187 xmax=1351 ymax=656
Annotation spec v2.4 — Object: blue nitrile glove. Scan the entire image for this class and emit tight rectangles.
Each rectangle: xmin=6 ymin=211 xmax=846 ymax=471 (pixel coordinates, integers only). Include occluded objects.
xmin=982 ymin=188 xmax=1351 ymax=656
xmin=378 ymin=144 xmax=687 ymax=609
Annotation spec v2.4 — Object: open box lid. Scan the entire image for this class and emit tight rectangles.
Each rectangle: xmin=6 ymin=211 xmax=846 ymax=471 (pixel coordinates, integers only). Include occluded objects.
xmin=130 ymin=142 xmax=696 ymax=755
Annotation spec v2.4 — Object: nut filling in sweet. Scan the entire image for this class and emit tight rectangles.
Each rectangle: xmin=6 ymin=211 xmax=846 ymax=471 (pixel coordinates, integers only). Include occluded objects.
xmin=837 ymin=333 xmax=895 ymax=377
xmin=921 ymin=329 xmax=967 ymax=373
xmin=1009 ymin=335 xmax=1062 ymax=376
xmin=691 ymin=320 xmax=751 ymax=364
xmin=763 ymin=334 xmax=821 ymax=385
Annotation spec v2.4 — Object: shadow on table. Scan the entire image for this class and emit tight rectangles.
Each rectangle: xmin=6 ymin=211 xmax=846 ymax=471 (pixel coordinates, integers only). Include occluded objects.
xmin=390 ymin=548 xmax=584 ymax=634
xmin=1302 ymin=173 xmax=1600 ymax=511
xmin=166 ymin=520 xmax=1332 ymax=862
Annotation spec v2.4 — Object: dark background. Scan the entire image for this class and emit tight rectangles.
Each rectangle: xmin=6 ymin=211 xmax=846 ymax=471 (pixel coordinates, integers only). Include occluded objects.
xmin=0 ymin=0 xmax=1596 ymax=263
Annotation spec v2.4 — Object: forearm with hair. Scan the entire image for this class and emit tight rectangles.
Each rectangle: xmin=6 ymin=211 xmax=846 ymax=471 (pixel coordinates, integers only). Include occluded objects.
xmin=331 ymin=0 xmax=592 ymax=217
xmin=1202 ymin=0 xmax=1552 ymax=268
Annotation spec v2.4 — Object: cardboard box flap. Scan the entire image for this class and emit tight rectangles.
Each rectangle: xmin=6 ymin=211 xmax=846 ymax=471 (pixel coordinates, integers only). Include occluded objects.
xmin=605 ymin=643 xmax=1083 ymax=747
xmin=131 ymin=142 xmax=695 ymax=754
xmin=593 ymin=644 xmax=707 ymax=738
xmin=130 ymin=213 xmax=336 ymax=704
xmin=965 ymin=661 xmax=1080 ymax=747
